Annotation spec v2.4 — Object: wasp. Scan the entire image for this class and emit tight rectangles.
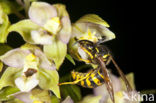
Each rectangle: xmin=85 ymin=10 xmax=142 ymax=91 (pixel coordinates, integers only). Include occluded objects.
xmin=59 ymin=67 xmax=105 ymax=88
xmin=59 ymin=39 xmax=132 ymax=103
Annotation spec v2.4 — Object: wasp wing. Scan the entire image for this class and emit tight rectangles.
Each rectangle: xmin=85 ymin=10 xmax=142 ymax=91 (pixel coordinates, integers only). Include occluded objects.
xmin=97 ymin=57 xmax=115 ymax=103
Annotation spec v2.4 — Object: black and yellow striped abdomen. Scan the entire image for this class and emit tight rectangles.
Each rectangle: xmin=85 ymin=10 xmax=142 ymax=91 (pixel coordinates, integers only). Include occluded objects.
xmin=71 ymin=69 xmax=105 ymax=88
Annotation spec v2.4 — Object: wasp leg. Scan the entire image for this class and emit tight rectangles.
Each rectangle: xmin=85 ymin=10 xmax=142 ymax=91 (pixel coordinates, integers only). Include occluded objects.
xmin=97 ymin=57 xmax=115 ymax=103
xmin=58 ymin=76 xmax=88 ymax=86
xmin=59 ymin=69 xmax=94 ymax=86
xmin=110 ymin=55 xmax=133 ymax=92
xmin=79 ymin=58 xmax=91 ymax=63
xmin=58 ymin=81 xmax=79 ymax=85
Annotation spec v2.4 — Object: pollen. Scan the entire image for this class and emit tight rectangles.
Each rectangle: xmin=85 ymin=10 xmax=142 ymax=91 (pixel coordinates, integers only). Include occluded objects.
xmin=44 ymin=17 xmax=61 ymax=34
xmin=33 ymin=100 xmax=44 ymax=103
xmin=116 ymin=91 xmax=123 ymax=98
xmin=51 ymin=17 xmax=60 ymax=24
xmin=87 ymin=29 xmax=97 ymax=42
xmin=26 ymin=53 xmax=36 ymax=62
xmin=79 ymin=29 xmax=98 ymax=42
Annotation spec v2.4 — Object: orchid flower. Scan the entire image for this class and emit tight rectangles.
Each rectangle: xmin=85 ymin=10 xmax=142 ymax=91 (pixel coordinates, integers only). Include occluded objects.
xmin=72 ymin=14 xmax=115 ymax=42
xmin=7 ymin=2 xmax=71 ymax=69
xmin=0 ymin=44 xmax=60 ymax=98
xmin=8 ymin=2 xmax=71 ymax=45
xmin=28 ymin=1 xmax=71 ymax=47
xmin=68 ymin=14 xmax=115 ymax=61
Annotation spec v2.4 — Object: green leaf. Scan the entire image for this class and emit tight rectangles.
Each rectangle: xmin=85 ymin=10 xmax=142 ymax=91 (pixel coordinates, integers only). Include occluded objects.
xmin=60 ymin=85 xmax=81 ymax=102
xmin=0 ymin=6 xmax=10 ymax=43
xmin=65 ymin=54 xmax=75 ymax=65
xmin=38 ymin=68 xmax=60 ymax=98
xmin=0 ymin=86 xmax=19 ymax=101
xmin=0 ymin=67 xmax=22 ymax=90
xmin=78 ymin=95 xmax=102 ymax=103
xmin=43 ymin=38 xmax=67 ymax=69
xmin=51 ymin=95 xmax=60 ymax=103
xmin=0 ymin=0 xmax=22 ymax=15
xmin=0 ymin=44 xmax=12 ymax=56
xmin=77 ymin=14 xmax=110 ymax=27
xmin=0 ymin=60 xmax=3 ymax=72
xmin=8 ymin=20 xmax=40 ymax=44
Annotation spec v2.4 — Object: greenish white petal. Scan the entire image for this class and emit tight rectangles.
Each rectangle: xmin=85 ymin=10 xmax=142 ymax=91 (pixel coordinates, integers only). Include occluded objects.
xmin=0 ymin=86 xmax=20 ymax=101
xmin=38 ymin=68 xmax=60 ymax=98
xmin=0 ymin=67 xmax=22 ymax=90
xmin=77 ymin=14 xmax=110 ymax=27
xmin=14 ymin=89 xmax=52 ymax=103
xmin=34 ymin=49 xmax=56 ymax=70
xmin=28 ymin=2 xmax=57 ymax=26
xmin=43 ymin=17 xmax=61 ymax=35
xmin=78 ymin=95 xmax=102 ymax=103
xmin=44 ymin=39 xmax=67 ymax=69
xmin=0 ymin=5 xmax=10 ymax=43
xmin=14 ymin=92 xmax=33 ymax=103
xmin=8 ymin=20 xmax=40 ymax=44
xmin=53 ymin=4 xmax=72 ymax=43
xmin=53 ymin=4 xmax=69 ymax=17
xmin=58 ymin=16 xmax=71 ymax=44
xmin=98 ymin=25 xmax=116 ymax=42
xmin=31 ymin=30 xmax=53 ymax=44
xmin=0 ymin=48 xmax=30 ymax=68
xmin=73 ymin=22 xmax=115 ymax=42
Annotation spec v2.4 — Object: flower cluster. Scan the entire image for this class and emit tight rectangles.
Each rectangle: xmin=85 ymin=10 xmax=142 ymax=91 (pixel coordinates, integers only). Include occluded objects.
xmin=0 ymin=1 xmax=139 ymax=103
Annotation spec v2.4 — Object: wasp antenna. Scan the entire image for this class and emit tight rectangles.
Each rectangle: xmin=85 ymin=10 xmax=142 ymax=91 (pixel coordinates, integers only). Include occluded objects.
xmin=110 ymin=55 xmax=133 ymax=92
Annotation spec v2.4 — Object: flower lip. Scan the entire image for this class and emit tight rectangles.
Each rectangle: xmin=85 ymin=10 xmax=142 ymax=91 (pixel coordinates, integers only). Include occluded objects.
xmin=31 ymin=30 xmax=53 ymax=45
xmin=15 ymin=73 xmax=39 ymax=92
xmin=24 ymin=68 xmax=37 ymax=77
